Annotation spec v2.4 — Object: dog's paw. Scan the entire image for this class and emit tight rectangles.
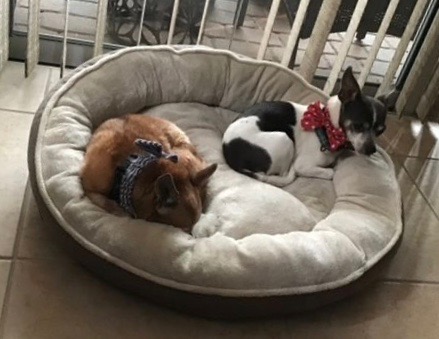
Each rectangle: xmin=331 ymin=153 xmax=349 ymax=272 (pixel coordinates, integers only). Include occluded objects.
xmin=111 ymin=204 xmax=130 ymax=217
xmin=87 ymin=193 xmax=129 ymax=217
xmin=192 ymin=213 xmax=220 ymax=238
xmin=103 ymin=198 xmax=129 ymax=217
xmin=296 ymin=166 xmax=334 ymax=180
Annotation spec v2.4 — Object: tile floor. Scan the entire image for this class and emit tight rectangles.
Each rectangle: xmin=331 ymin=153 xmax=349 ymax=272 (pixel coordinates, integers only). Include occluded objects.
xmin=0 ymin=61 xmax=438 ymax=338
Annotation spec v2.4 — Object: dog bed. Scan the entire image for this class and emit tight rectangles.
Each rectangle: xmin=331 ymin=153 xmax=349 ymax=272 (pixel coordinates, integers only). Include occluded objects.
xmin=28 ymin=46 xmax=403 ymax=319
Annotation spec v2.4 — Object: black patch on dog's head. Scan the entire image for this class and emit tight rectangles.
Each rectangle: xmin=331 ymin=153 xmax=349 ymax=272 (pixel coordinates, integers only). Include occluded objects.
xmin=336 ymin=67 xmax=388 ymax=155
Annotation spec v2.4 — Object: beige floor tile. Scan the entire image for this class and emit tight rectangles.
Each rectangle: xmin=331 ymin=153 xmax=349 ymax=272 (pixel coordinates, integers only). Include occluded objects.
xmin=17 ymin=183 xmax=72 ymax=261
xmin=0 ymin=110 xmax=33 ymax=257
xmin=400 ymin=158 xmax=439 ymax=216
xmin=0 ymin=261 xmax=11 ymax=317
xmin=0 ymin=62 xmax=50 ymax=113
xmin=380 ymin=117 xmax=439 ymax=159
xmin=224 ymin=26 xmax=282 ymax=46
xmin=370 ymin=60 xmax=389 ymax=76
xmin=1 ymin=260 xmax=289 ymax=339
xmin=285 ymin=282 xmax=439 ymax=339
xmin=324 ymin=54 xmax=363 ymax=74
xmin=328 ymin=33 xmax=343 ymax=42
xmin=389 ymin=153 xmax=404 ymax=175
xmin=41 ymin=12 xmax=97 ymax=37
xmin=354 ymin=33 xmax=376 ymax=46
xmin=17 ymin=0 xmax=63 ymax=13
xmin=204 ymin=22 xmax=230 ymax=39
xmin=212 ymin=0 xmax=236 ymax=13
xmin=5 ymin=258 xmax=439 ymax=338
xmin=246 ymin=1 xmax=269 ymax=18
xmin=46 ymin=67 xmax=62 ymax=95
xmin=330 ymin=41 xmax=369 ymax=59
xmin=208 ymin=7 xmax=235 ymax=25
xmin=384 ymin=36 xmax=401 ymax=49
xmin=383 ymin=157 xmax=439 ymax=282
xmin=425 ymin=97 xmax=439 ymax=123
xmin=256 ymin=15 xmax=291 ymax=34
xmin=376 ymin=47 xmax=396 ymax=62
xmin=45 ymin=67 xmax=74 ymax=95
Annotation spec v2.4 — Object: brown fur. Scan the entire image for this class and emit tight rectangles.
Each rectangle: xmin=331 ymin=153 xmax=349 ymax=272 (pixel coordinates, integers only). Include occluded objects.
xmin=81 ymin=114 xmax=217 ymax=232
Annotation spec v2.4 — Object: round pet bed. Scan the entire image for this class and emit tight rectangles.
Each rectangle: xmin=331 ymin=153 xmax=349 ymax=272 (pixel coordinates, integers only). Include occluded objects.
xmin=28 ymin=46 xmax=403 ymax=319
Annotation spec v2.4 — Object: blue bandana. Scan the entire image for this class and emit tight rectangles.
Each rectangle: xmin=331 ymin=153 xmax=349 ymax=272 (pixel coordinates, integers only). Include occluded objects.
xmin=110 ymin=139 xmax=178 ymax=217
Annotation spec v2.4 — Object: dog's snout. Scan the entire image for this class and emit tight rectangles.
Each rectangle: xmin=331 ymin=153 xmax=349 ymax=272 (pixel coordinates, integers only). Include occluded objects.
xmin=364 ymin=144 xmax=376 ymax=156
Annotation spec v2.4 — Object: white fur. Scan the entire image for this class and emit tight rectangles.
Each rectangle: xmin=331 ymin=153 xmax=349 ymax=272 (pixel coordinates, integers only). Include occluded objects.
xmin=223 ymin=97 xmax=343 ymax=186
xmin=346 ymin=130 xmax=368 ymax=153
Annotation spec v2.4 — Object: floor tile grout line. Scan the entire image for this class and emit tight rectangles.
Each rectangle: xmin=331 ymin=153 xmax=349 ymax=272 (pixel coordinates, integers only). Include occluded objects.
xmin=399 ymin=162 xmax=439 ymax=220
xmin=0 ymin=179 xmax=31 ymax=337
xmin=0 ymin=107 xmax=35 ymax=116
xmin=12 ymin=257 xmax=74 ymax=263
xmin=390 ymin=151 xmax=439 ymax=161
xmin=392 ymin=153 xmax=439 ymax=161
xmin=381 ymin=278 xmax=439 ymax=286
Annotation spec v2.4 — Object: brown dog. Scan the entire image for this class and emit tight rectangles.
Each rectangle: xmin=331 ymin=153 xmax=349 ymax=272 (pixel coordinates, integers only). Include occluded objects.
xmin=81 ymin=114 xmax=217 ymax=232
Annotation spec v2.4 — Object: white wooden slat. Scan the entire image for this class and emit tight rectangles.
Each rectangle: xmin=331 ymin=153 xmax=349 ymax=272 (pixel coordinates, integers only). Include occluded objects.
xmin=197 ymin=0 xmax=212 ymax=45
xmin=323 ymin=0 xmax=368 ymax=94
xmin=357 ymin=0 xmax=400 ymax=87
xmin=298 ymin=0 xmax=343 ymax=82
xmin=136 ymin=0 xmax=148 ymax=45
xmin=417 ymin=62 xmax=439 ymax=121
xmin=396 ymin=9 xmax=439 ymax=118
xmin=167 ymin=0 xmax=181 ymax=44
xmin=376 ymin=0 xmax=429 ymax=97
xmin=257 ymin=0 xmax=281 ymax=60
xmin=26 ymin=0 xmax=42 ymax=77
xmin=280 ymin=0 xmax=310 ymax=67
xmin=0 ymin=0 xmax=10 ymax=72
xmin=60 ymin=0 xmax=71 ymax=78
xmin=93 ymin=0 xmax=109 ymax=56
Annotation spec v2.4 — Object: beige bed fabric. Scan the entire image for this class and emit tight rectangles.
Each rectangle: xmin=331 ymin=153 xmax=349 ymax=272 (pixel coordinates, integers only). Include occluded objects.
xmin=33 ymin=46 xmax=402 ymax=297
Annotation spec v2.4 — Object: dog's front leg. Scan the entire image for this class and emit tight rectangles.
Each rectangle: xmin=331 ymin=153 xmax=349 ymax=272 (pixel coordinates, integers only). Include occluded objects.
xmin=293 ymin=148 xmax=336 ymax=180
xmin=296 ymin=166 xmax=334 ymax=180
xmin=294 ymin=157 xmax=334 ymax=180
xmin=86 ymin=192 xmax=128 ymax=217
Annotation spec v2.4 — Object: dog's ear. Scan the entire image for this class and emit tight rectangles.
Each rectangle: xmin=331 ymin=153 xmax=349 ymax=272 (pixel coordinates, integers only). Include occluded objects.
xmin=338 ymin=67 xmax=360 ymax=103
xmin=376 ymin=94 xmax=388 ymax=107
xmin=376 ymin=90 xmax=398 ymax=111
xmin=374 ymin=91 xmax=399 ymax=136
xmin=192 ymin=163 xmax=218 ymax=187
xmin=155 ymin=173 xmax=179 ymax=214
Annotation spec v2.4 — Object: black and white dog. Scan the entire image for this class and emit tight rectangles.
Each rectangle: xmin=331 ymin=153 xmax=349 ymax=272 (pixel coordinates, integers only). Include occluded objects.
xmin=222 ymin=67 xmax=388 ymax=186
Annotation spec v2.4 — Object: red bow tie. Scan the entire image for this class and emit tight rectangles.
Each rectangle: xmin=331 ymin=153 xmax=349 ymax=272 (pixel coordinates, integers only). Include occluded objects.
xmin=300 ymin=101 xmax=348 ymax=152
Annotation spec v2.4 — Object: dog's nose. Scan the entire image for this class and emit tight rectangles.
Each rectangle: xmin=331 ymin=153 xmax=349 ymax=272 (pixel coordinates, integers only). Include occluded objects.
xmin=364 ymin=144 xmax=377 ymax=156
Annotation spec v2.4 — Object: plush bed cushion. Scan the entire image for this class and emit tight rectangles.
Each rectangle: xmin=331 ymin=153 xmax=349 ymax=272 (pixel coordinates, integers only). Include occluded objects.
xmin=30 ymin=46 xmax=402 ymax=297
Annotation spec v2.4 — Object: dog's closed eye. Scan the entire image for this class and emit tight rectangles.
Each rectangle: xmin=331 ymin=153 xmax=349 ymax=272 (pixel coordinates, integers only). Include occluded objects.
xmin=155 ymin=174 xmax=179 ymax=214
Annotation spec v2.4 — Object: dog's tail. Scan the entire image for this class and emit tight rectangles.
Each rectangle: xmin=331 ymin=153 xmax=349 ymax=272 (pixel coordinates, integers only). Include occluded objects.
xmin=238 ymin=168 xmax=257 ymax=179
xmin=241 ymin=166 xmax=296 ymax=187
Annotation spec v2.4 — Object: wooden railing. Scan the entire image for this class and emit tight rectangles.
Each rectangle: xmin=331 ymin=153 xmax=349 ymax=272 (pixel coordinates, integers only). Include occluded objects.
xmin=1 ymin=0 xmax=438 ymax=119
